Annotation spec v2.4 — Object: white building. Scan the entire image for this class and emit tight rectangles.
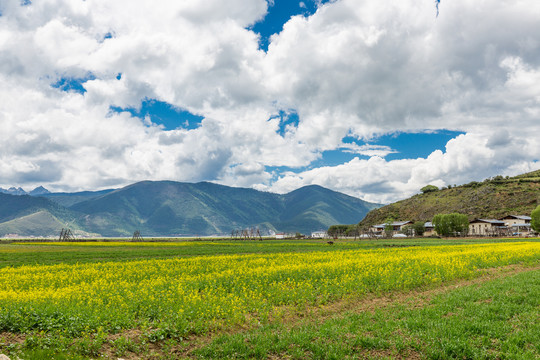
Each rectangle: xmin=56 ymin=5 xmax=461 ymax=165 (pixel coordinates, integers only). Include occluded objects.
xmin=468 ymin=219 xmax=506 ymax=236
xmin=311 ymin=231 xmax=327 ymax=238
xmin=499 ymin=215 xmax=532 ymax=235
xmin=370 ymin=221 xmax=413 ymax=236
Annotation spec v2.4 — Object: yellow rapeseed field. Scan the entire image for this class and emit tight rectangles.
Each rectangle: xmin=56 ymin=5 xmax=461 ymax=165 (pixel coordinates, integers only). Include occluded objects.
xmin=0 ymin=242 xmax=539 ymax=335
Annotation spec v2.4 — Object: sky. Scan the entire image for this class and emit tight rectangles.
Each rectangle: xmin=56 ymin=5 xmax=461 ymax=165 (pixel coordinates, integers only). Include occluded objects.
xmin=0 ymin=0 xmax=539 ymax=204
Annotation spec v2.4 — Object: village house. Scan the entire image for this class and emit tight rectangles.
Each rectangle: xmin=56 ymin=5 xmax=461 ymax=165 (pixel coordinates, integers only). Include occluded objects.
xmin=468 ymin=219 xmax=506 ymax=236
xmin=499 ymin=215 xmax=532 ymax=235
xmin=370 ymin=221 xmax=413 ymax=236
xmin=424 ymin=221 xmax=435 ymax=236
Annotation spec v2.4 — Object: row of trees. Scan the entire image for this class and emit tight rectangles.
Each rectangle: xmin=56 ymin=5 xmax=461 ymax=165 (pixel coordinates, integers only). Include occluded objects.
xmin=327 ymin=224 xmax=365 ymax=238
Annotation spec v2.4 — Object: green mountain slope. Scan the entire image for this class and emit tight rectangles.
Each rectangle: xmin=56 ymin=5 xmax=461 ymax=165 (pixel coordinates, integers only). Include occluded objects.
xmin=278 ymin=185 xmax=381 ymax=231
xmin=359 ymin=170 xmax=540 ymax=227
xmin=0 ymin=193 xmax=88 ymax=237
xmin=71 ymin=181 xmax=381 ymax=236
xmin=0 ymin=210 xmax=95 ymax=238
xmin=0 ymin=193 xmax=55 ymax=223
xmin=39 ymin=189 xmax=115 ymax=207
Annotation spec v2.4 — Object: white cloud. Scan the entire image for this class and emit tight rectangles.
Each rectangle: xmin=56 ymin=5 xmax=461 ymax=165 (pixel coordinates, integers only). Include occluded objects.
xmin=270 ymin=133 xmax=539 ymax=203
xmin=0 ymin=0 xmax=539 ymax=203
xmin=340 ymin=144 xmax=397 ymax=157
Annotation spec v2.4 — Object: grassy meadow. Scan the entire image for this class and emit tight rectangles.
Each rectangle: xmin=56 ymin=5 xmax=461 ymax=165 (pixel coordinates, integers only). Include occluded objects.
xmin=0 ymin=238 xmax=539 ymax=359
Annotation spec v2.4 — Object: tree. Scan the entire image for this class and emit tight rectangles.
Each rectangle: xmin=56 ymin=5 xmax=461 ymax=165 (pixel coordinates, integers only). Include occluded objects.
xmin=412 ymin=221 xmax=425 ymax=236
xmin=421 ymin=185 xmax=439 ymax=194
xmin=327 ymin=224 xmax=350 ymax=238
xmin=531 ymin=205 xmax=540 ymax=233
xmin=384 ymin=217 xmax=395 ymax=238
xmin=401 ymin=224 xmax=414 ymax=237
xmin=345 ymin=224 xmax=359 ymax=237
xmin=432 ymin=213 xmax=469 ymax=237
xmin=399 ymin=222 xmax=427 ymax=237
xmin=433 ymin=214 xmax=448 ymax=236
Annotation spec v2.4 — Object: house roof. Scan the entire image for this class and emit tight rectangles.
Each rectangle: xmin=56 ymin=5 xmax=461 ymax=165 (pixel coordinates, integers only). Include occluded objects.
xmin=510 ymin=223 xmax=531 ymax=228
xmin=470 ymin=219 xmax=506 ymax=225
xmin=393 ymin=221 xmax=413 ymax=226
xmin=372 ymin=221 xmax=412 ymax=229
xmin=500 ymin=215 xmax=532 ymax=221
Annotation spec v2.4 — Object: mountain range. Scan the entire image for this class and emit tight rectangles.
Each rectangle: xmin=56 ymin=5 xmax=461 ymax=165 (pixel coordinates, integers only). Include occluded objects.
xmin=0 ymin=181 xmax=381 ymax=237
xmin=0 ymin=185 xmax=51 ymax=196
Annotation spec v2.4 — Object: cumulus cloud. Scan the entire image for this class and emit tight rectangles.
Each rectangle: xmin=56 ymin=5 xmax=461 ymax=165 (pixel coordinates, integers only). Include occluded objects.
xmin=270 ymin=133 xmax=539 ymax=203
xmin=0 ymin=0 xmax=539 ymax=203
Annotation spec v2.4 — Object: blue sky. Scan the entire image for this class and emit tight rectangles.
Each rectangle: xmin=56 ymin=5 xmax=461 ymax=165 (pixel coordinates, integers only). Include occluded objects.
xmin=251 ymin=0 xmax=332 ymax=51
xmin=110 ymin=100 xmax=204 ymax=131
xmin=1 ymin=0 xmax=539 ymax=203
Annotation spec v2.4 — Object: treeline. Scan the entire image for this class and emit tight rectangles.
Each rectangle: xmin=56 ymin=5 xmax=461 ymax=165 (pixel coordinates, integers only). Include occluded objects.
xmin=327 ymin=224 xmax=358 ymax=237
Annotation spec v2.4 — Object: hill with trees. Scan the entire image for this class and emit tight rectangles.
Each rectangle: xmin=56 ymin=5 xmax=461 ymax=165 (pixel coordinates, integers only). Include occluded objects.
xmin=359 ymin=170 xmax=540 ymax=227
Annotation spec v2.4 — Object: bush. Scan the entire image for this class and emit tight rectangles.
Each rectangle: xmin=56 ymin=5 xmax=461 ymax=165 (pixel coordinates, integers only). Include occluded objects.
xmin=465 ymin=181 xmax=480 ymax=188
xmin=421 ymin=185 xmax=439 ymax=193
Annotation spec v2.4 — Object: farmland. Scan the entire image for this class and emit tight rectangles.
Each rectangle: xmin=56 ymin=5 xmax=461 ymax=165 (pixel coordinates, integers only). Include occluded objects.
xmin=0 ymin=238 xmax=539 ymax=359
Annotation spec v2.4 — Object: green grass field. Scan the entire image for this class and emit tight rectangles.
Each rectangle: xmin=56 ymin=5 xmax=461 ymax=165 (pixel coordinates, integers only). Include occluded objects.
xmin=0 ymin=238 xmax=538 ymax=359
xmin=195 ymin=266 xmax=540 ymax=360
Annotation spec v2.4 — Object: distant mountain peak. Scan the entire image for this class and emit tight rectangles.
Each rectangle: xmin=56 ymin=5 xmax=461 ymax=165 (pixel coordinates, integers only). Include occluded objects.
xmin=29 ymin=186 xmax=51 ymax=196
xmin=0 ymin=185 xmax=51 ymax=196
xmin=0 ymin=187 xmax=27 ymax=195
